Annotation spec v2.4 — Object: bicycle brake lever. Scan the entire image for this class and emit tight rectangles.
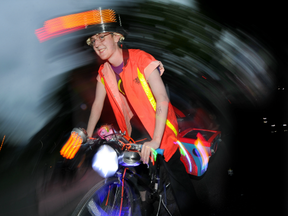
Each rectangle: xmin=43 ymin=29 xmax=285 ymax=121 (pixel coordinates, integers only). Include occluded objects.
xmin=86 ymin=137 xmax=99 ymax=145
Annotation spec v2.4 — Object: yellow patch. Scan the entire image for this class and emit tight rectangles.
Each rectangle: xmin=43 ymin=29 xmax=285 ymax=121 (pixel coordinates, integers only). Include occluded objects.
xmin=137 ymin=68 xmax=177 ymax=137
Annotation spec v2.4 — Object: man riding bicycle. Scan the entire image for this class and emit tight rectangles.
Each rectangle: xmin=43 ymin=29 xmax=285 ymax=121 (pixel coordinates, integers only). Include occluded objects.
xmin=85 ymin=8 xmax=200 ymax=216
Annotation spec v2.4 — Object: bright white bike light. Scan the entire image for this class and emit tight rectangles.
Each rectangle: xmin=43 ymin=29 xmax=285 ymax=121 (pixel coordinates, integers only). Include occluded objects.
xmin=92 ymin=145 xmax=119 ymax=178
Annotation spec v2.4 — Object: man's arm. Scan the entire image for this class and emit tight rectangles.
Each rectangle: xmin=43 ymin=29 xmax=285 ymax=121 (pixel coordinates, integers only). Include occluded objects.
xmin=140 ymin=68 xmax=169 ymax=164
xmin=87 ymin=81 xmax=107 ymax=137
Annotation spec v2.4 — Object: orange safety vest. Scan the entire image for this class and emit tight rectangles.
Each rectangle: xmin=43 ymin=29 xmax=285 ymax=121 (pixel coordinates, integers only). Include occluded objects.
xmin=98 ymin=49 xmax=179 ymax=162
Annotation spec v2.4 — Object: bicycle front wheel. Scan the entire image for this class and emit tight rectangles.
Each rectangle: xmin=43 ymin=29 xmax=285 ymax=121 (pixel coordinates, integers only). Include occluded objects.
xmin=72 ymin=177 xmax=134 ymax=216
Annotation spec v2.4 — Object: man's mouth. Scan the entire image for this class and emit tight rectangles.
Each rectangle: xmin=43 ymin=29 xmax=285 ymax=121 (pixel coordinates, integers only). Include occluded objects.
xmin=98 ymin=48 xmax=105 ymax=54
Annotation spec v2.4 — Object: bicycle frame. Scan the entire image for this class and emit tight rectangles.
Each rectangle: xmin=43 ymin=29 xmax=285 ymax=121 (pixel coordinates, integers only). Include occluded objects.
xmin=68 ymin=127 xmax=173 ymax=216
xmin=111 ymin=153 xmax=172 ymax=216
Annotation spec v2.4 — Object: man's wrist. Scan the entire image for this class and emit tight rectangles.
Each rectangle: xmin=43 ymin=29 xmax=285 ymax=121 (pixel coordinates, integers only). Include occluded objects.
xmin=151 ymin=139 xmax=161 ymax=148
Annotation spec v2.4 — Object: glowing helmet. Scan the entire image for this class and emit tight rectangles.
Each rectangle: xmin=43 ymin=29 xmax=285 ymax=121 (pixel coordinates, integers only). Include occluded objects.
xmin=86 ymin=8 xmax=126 ymax=46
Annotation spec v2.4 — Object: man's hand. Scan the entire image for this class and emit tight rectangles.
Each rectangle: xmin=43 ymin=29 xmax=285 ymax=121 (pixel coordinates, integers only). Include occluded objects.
xmin=140 ymin=140 xmax=160 ymax=164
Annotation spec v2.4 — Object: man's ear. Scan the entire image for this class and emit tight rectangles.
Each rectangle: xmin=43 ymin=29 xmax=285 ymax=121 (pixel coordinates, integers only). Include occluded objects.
xmin=113 ymin=34 xmax=121 ymax=43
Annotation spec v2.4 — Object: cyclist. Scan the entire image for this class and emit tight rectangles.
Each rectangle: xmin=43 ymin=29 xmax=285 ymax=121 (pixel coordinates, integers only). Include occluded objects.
xmin=86 ymin=8 xmax=201 ymax=216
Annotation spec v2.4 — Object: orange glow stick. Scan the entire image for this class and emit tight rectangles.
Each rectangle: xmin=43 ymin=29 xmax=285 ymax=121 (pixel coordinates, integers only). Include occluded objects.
xmin=60 ymin=132 xmax=76 ymax=157
xmin=68 ymin=136 xmax=82 ymax=159
xmin=63 ymin=133 xmax=78 ymax=157
xmin=60 ymin=132 xmax=82 ymax=159
xmin=68 ymin=135 xmax=82 ymax=159
xmin=65 ymin=134 xmax=78 ymax=158
xmin=0 ymin=135 xmax=5 ymax=151
xmin=60 ymin=132 xmax=75 ymax=155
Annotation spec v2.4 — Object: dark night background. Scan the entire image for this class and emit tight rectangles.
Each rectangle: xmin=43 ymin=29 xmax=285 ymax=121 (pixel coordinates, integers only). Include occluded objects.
xmin=202 ymin=0 xmax=288 ymax=212
xmin=0 ymin=0 xmax=287 ymax=215
xmin=200 ymin=0 xmax=288 ymax=215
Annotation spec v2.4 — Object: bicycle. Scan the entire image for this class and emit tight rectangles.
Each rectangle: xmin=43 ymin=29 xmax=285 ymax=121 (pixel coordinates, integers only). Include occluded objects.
xmin=69 ymin=126 xmax=175 ymax=216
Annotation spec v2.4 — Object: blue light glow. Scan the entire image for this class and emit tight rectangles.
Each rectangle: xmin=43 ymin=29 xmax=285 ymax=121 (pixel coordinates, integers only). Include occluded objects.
xmin=92 ymin=145 xmax=119 ymax=178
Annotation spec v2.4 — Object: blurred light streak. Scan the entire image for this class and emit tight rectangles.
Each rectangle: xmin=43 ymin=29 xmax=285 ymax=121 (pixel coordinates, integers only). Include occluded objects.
xmin=0 ymin=135 xmax=5 ymax=151
xmin=1 ymin=1 xmax=277 ymax=147
xmin=151 ymin=0 xmax=198 ymax=9
xmin=36 ymin=26 xmax=85 ymax=43
xmin=123 ymin=4 xmax=276 ymax=110
xmin=35 ymin=9 xmax=117 ymax=42
xmin=195 ymin=133 xmax=209 ymax=172
xmin=174 ymin=140 xmax=192 ymax=173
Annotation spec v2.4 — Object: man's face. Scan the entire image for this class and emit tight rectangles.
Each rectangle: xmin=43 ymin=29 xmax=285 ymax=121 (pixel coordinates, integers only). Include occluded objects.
xmin=90 ymin=32 xmax=120 ymax=61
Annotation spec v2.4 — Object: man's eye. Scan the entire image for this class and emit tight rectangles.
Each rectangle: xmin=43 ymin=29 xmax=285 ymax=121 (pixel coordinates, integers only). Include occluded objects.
xmin=100 ymin=35 xmax=105 ymax=39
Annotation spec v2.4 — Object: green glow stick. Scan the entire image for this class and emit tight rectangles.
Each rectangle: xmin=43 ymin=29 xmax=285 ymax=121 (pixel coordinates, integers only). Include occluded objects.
xmin=151 ymin=148 xmax=158 ymax=162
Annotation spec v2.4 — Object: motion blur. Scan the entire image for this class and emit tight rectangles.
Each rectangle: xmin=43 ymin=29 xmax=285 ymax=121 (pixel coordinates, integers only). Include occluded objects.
xmin=0 ymin=1 xmax=283 ymax=216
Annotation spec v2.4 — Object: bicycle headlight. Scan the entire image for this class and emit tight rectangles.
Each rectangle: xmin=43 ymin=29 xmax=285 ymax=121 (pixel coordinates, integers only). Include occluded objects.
xmin=92 ymin=145 xmax=119 ymax=178
xmin=119 ymin=151 xmax=141 ymax=166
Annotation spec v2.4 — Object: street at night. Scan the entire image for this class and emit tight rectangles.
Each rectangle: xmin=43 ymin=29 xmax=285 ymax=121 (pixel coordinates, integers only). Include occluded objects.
xmin=0 ymin=0 xmax=287 ymax=215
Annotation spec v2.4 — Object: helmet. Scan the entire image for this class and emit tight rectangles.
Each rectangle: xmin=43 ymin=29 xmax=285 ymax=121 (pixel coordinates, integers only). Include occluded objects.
xmin=86 ymin=8 xmax=127 ymax=46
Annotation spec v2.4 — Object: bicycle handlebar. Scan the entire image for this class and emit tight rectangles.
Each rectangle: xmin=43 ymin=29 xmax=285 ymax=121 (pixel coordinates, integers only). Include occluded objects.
xmin=87 ymin=131 xmax=165 ymax=155
xmin=155 ymin=148 xmax=164 ymax=155
xmin=128 ymin=143 xmax=164 ymax=155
